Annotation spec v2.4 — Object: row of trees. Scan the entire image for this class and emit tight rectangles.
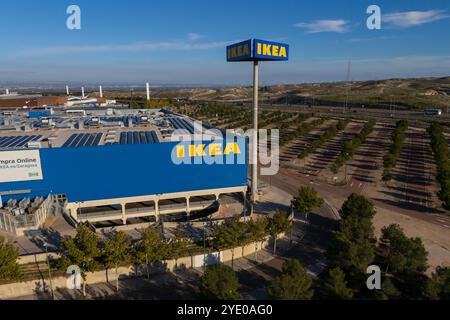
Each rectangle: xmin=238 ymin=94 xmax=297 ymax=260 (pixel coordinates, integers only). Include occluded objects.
xmin=58 ymin=226 xmax=178 ymax=295
xmin=143 ymin=99 xmax=171 ymax=109
xmin=428 ymin=123 xmax=450 ymax=209
xmin=181 ymin=103 xmax=250 ymax=126
xmin=259 ymin=111 xmax=295 ymax=129
xmin=212 ymin=212 xmax=292 ymax=267
xmin=298 ymin=119 xmax=349 ymax=159
xmin=54 ymin=212 xmax=292 ymax=296
xmin=280 ymin=117 xmax=326 ymax=147
xmin=278 ymin=114 xmax=307 ymax=132
xmin=383 ymin=120 xmax=409 ymax=181
xmin=331 ymin=120 xmax=376 ymax=174
xmin=324 ymin=193 xmax=450 ymax=300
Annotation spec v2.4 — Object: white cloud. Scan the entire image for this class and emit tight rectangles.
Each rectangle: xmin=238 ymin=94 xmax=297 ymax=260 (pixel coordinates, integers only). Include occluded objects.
xmin=187 ymin=33 xmax=204 ymax=41
xmin=294 ymin=19 xmax=349 ymax=33
xmin=20 ymin=40 xmax=235 ymax=57
xmin=384 ymin=9 xmax=450 ymax=28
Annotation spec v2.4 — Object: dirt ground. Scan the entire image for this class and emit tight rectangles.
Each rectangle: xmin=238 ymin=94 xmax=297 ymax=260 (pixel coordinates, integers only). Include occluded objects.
xmin=374 ymin=206 xmax=450 ymax=274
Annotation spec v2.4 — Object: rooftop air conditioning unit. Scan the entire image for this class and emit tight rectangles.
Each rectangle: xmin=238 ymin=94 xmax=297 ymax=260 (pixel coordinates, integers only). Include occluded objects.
xmin=27 ymin=141 xmax=42 ymax=149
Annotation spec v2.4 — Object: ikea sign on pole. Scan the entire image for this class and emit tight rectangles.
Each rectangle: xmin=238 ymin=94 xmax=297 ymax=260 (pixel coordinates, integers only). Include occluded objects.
xmin=226 ymin=39 xmax=289 ymax=205
xmin=227 ymin=39 xmax=289 ymax=62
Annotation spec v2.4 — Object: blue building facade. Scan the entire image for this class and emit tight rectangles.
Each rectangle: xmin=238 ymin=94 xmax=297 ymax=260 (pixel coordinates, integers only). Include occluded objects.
xmin=0 ymin=138 xmax=248 ymax=203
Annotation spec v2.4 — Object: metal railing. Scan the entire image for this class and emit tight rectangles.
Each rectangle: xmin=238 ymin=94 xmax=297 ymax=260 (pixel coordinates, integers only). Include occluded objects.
xmin=0 ymin=195 xmax=53 ymax=235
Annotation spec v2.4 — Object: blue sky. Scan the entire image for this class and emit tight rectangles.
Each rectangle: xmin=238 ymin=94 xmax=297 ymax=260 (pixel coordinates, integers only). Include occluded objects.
xmin=0 ymin=0 xmax=449 ymax=85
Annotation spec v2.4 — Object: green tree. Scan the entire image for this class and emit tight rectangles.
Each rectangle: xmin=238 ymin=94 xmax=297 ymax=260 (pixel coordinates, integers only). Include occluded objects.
xmin=268 ymin=259 xmax=314 ymax=300
xmin=379 ymin=224 xmax=428 ymax=275
xmin=170 ymin=227 xmax=191 ymax=269
xmin=102 ymin=231 xmax=132 ymax=292
xmin=0 ymin=236 xmax=23 ymax=281
xmin=249 ymin=218 xmax=268 ymax=262
xmin=134 ymin=227 xmax=167 ymax=279
xmin=201 ymin=263 xmax=241 ymax=300
xmin=326 ymin=194 xmax=376 ymax=283
xmin=381 ymin=277 xmax=401 ymax=300
xmin=292 ymin=186 xmax=323 ymax=219
xmin=322 ymin=267 xmax=353 ymax=300
xmin=59 ymin=223 xmax=100 ymax=296
xmin=266 ymin=211 xmax=292 ymax=255
xmin=425 ymin=267 xmax=450 ymax=300
xmin=212 ymin=216 xmax=246 ymax=268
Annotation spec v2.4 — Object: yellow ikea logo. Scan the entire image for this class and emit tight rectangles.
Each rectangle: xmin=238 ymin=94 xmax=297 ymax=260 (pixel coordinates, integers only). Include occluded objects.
xmin=176 ymin=142 xmax=241 ymax=158
xmin=256 ymin=42 xmax=288 ymax=58
xmin=227 ymin=42 xmax=250 ymax=60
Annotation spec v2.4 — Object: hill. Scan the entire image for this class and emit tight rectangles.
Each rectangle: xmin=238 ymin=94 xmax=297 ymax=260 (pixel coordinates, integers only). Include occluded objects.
xmin=102 ymin=76 xmax=450 ymax=110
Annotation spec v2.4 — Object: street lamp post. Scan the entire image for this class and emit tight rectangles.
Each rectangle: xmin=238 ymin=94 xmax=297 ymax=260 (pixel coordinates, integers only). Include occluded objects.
xmin=44 ymin=243 xmax=54 ymax=300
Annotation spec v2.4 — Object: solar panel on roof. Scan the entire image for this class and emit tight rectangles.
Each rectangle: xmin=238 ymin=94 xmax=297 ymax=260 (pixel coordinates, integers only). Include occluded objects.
xmin=120 ymin=132 xmax=127 ymax=144
xmin=3 ymin=136 xmax=24 ymax=148
xmin=69 ymin=134 xmax=84 ymax=148
xmin=9 ymin=136 xmax=30 ymax=148
xmin=2 ymin=136 xmax=21 ymax=148
xmin=62 ymin=134 xmax=78 ymax=148
xmin=133 ymin=131 xmax=140 ymax=144
xmin=151 ymin=131 xmax=159 ymax=143
xmin=0 ymin=137 xmax=14 ymax=148
xmin=83 ymin=134 xmax=93 ymax=146
xmin=140 ymin=132 xmax=147 ymax=144
xmin=17 ymin=135 xmax=38 ymax=147
xmin=127 ymin=132 xmax=133 ymax=144
xmin=176 ymin=118 xmax=194 ymax=134
xmin=93 ymin=133 xmax=103 ymax=146
xmin=76 ymin=134 xmax=90 ymax=147
xmin=0 ymin=137 xmax=15 ymax=147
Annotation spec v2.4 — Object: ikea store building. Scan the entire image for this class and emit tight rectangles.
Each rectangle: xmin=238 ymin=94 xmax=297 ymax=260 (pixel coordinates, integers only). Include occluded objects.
xmin=0 ymin=114 xmax=248 ymax=234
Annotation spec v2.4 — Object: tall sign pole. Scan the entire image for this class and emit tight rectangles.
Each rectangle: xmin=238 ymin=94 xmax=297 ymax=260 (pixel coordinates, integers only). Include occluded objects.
xmin=252 ymin=61 xmax=259 ymax=202
xmin=227 ymin=39 xmax=289 ymax=205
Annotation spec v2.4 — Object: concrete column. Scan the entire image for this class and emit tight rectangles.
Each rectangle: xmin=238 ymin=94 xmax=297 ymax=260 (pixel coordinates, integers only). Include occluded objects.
xmin=186 ymin=197 xmax=191 ymax=214
xmin=252 ymin=60 xmax=259 ymax=203
xmin=155 ymin=200 xmax=160 ymax=222
xmin=243 ymin=192 xmax=248 ymax=217
xmin=71 ymin=206 xmax=78 ymax=220
xmin=121 ymin=204 xmax=126 ymax=225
